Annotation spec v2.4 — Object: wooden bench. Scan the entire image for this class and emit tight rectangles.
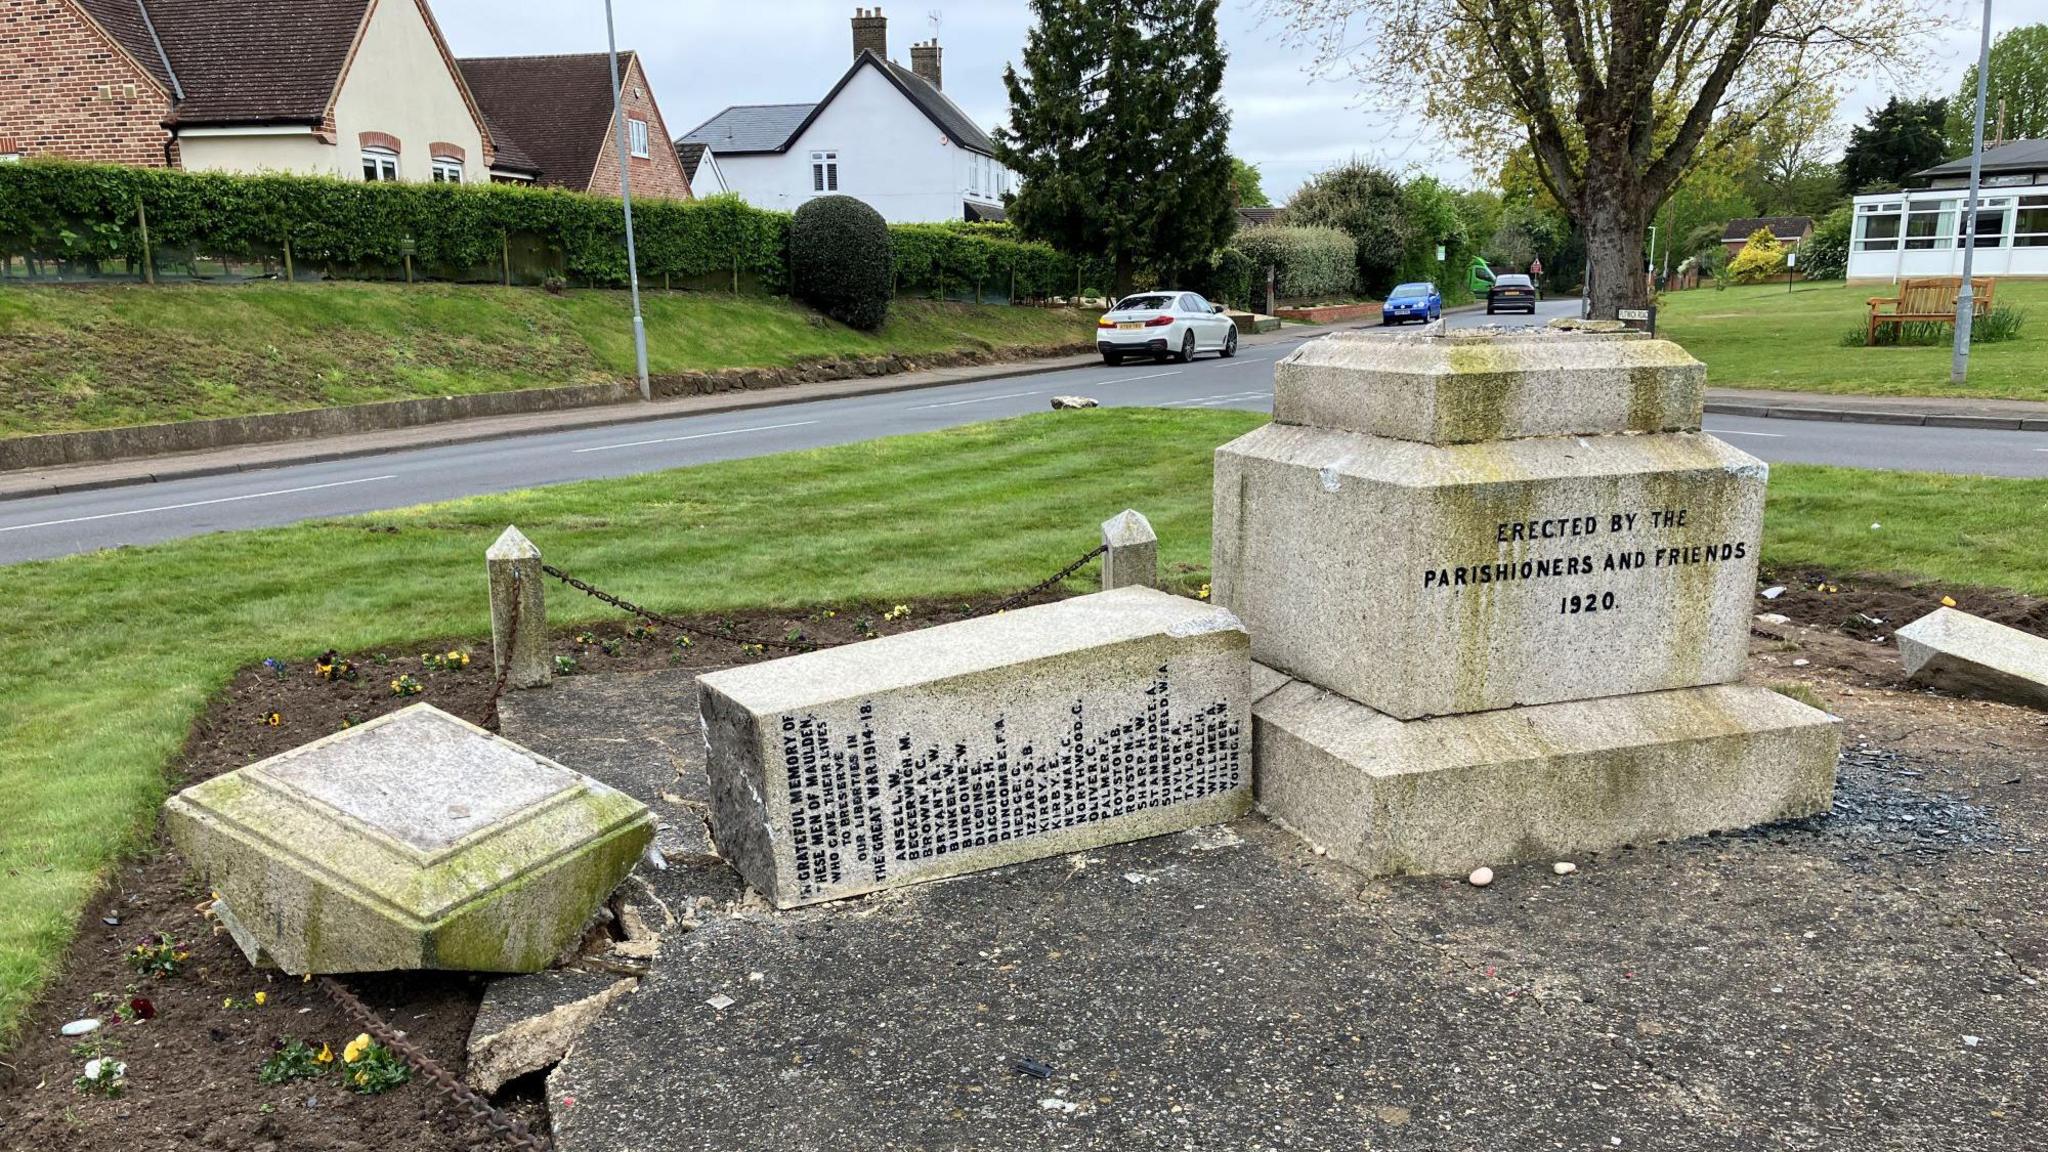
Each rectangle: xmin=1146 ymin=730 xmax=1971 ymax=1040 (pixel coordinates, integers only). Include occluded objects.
xmin=1866 ymin=277 xmax=1995 ymax=345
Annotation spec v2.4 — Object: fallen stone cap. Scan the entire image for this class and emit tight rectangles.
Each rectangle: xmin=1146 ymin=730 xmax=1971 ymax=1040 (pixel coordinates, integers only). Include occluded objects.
xmin=1272 ymin=328 xmax=1705 ymax=444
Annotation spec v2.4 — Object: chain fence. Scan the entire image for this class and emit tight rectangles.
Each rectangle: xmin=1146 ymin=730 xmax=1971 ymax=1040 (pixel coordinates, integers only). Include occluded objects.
xmin=318 ymin=976 xmax=552 ymax=1152
xmin=537 ymin=540 xmax=1107 ymax=655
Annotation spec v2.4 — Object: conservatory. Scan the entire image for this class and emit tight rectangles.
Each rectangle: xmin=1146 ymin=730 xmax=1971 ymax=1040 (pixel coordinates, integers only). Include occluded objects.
xmin=1848 ymin=188 xmax=2048 ymax=281
xmin=1848 ymin=140 xmax=2048 ymax=281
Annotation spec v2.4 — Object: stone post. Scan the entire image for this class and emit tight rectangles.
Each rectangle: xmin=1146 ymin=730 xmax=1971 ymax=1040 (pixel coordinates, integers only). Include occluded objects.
xmin=1100 ymin=509 xmax=1158 ymax=591
xmin=488 ymin=526 xmax=550 ymax=690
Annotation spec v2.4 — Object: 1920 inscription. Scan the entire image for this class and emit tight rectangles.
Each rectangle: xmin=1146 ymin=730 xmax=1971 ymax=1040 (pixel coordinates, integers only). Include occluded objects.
xmin=1421 ymin=505 xmax=1753 ymax=609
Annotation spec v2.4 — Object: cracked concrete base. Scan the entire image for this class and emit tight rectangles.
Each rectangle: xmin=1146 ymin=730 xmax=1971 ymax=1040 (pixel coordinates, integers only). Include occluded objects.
xmin=465 ymin=970 xmax=637 ymax=1095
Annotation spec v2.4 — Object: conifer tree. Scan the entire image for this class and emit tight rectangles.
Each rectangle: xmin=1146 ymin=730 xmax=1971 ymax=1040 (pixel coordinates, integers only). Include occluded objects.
xmin=995 ymin=0 xmax=1236 ymax=296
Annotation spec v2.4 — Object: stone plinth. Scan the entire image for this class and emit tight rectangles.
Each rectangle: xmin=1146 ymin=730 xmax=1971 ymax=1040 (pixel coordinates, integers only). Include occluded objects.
xmin=1896 ymin=607 xmax=2048 ymax=710
xmin=1273 ymin=330 xmax=1704 ymax=444
xmin=1254 ymin=680 xmax=1839 ymax=877
xmin=166 ymin=704 xmax=653 ymax=975
xmin=1213 ymin=421 xmax=1766 ymax=719
xmin=699 ymin=587 xmax=1252 ymax=908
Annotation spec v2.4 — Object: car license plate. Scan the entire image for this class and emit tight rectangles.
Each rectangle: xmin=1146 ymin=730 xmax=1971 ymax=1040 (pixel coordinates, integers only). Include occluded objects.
xmin=1116 ymin=322 xmax=1142 ymax=330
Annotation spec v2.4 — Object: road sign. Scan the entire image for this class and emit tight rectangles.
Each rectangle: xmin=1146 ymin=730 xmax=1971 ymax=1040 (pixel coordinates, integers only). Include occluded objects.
xmin=1435 ymin=245 xmax=1446 ymax=262
xmin=1618 ymin=308 xmax=1650 ymax=321
xmin=1786 ymin=252 xmax=1798 ymax=268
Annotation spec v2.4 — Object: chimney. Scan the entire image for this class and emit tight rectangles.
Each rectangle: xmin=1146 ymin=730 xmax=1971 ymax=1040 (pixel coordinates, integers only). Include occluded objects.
xmin=852 ymin=7 xmax=887 ymax=60
xmin=911 ymin=39 xmax=942 ymax=90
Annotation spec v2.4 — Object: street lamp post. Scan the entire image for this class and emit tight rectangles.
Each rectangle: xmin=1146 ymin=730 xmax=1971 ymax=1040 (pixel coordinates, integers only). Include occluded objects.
xmin=1951 ymin=0 xmax=1994 ymax=385
xmin=605 ymin=0 xmax=651 ymax=400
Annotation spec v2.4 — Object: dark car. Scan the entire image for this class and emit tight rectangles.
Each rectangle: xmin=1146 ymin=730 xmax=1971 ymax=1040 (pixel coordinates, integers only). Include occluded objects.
xmin=1487 ymin=273 xmax=1539 ymax=315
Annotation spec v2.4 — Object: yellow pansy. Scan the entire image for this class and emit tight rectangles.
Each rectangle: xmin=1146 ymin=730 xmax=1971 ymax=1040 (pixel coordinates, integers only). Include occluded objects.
xmin=254 ymin=991 xmax=267 ymax=1006
xmin=343 ymin=1032 xmax=372 ymax=1064
xmin=315 ymin=1043 xmax=334 ymax=1064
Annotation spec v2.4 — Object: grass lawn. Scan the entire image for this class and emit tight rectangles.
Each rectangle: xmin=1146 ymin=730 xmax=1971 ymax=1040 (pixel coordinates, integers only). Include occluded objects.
xmin=3 ymin=408 xmax=2046 ymax=1044
xmin=0 ymin=283 xmax=1095 ymax=437
xmin=1659 ymin=280 xmax=2048 ymax=401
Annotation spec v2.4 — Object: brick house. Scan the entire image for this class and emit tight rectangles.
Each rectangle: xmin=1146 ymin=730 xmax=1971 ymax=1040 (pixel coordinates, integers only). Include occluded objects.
xmin=2 ymin=0 xmax=687 ymax=197
xmin=458 ymin=52 xmax=692 ymax=200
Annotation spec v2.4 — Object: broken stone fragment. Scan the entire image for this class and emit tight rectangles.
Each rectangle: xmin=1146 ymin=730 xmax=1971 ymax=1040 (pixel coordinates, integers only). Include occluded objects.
xmin=465 ymin=970 xmax=637 ymax=1095
xmin=1896 ymin=607 xmax=2048 ymax=711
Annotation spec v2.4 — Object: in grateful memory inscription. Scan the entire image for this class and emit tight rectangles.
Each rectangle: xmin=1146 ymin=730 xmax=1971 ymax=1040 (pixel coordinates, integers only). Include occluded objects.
xmin=778 ymin=667 xmax=1241 ymax=900
xmin=1422 ymin=506 xmax=1754 ymax=617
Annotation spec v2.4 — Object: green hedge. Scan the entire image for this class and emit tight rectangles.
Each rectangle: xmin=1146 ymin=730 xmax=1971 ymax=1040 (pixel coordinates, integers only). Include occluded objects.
xmin=1232 ymin=226 xmax=1356 ymax=300
xmin=0 ymin=159 xmax=1082 ymax=301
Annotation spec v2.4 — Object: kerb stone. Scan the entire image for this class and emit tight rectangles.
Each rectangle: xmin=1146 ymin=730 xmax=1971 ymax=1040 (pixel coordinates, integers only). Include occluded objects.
xmin=1213 ymin=421 xmax=1766 ymax=719
xmin=488 ymin=525 xmax=551 ymax=691
xmin=1896 ymin=607 xmax=2048 ymax=710
xmin=699 ymin=587 xmax=1253 ymax=908
xmin=1253 ymin=680 xmax=1840 ymax=876
xmin=165 ymin=704 xmax=653 ymax=974
xmin=1273 ymin=330 xmax=1704 ymax=444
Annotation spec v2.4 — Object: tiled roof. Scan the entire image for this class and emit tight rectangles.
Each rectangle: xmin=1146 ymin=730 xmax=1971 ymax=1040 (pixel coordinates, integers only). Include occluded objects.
xmin=676 ymin=141 xmax=707 ymax=181
xmin=1721 ymin=216 xmax=1814 ymax=242
xmin=678 ymin=103 xmax=816 ymax=155
xmin=1237 ymin=205 xmax=1284 ymax=227
xmin=460 ymin=53 xmax=640 ymax=188
xmin=141 ymin=0 xmax=371 ymax=125
xmin=1914 ymin=138 xmax=2048 ymax=178
xmin=72 ymin=0 xmax=179 ymax=95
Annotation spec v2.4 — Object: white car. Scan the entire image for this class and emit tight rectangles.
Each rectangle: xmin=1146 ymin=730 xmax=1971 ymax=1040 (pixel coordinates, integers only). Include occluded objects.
xmin=1095 ymin=291 xmax=1239 ymax=365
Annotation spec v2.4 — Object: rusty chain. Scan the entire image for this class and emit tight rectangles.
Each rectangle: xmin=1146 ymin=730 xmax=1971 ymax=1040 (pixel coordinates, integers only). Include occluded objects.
xmin=479 ymin=570 xmax=521 ymax=730
xmin=318 ymin=976 xmax=552 ymax=1152
xmin=536 ymin=541 xmax=1106 ymax=655
xmin=982 ymin=543 xmax=1107 ymax=616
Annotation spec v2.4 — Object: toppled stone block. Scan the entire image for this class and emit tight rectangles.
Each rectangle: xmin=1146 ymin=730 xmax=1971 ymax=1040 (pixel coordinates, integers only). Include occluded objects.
xmin=1273 ymin=330 xmax=1703 ymax=444
xmin=1896 ymin=607 xmax=2048 ymax=710
xmin=1051 ymin=395 xmax=1099 ymax=410
xmin=1253 ymin=680 xmax=1839 ymax=877
xmin=1212 ymin=421 xmax=1766 ymax=719
xmin=700 ymin=587 xmax=1252 ymax=908
xmin=166 ymin=704 xmax=655 ymax=975
xmin=466 ymin=970 xmax=637 ymax=1095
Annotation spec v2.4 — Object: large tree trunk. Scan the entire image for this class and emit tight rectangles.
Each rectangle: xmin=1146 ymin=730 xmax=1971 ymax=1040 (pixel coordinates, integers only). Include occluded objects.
xmin=1113 ymin=248 xmax=1135 ymax=298
xmin=1580 ymin=165 xmax=1653 ymax=320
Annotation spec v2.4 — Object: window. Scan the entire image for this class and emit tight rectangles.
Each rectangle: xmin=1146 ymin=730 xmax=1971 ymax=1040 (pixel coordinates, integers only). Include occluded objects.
xmin=628 ymin=117 xmax=650 ymax=159
xmin=967 ymin=154 xmax=979 ymax=194
xmin=811 ymin=150 xmax=838 ymax=192
xmin=2016 ymin=196 xmax=2048 ymax=248
xmin=1853 ymin=204 xmax=1902 ymax=252
xmin=1902 ymin=201 xmax=1955 ymax=250
xmin=431 ymin=158 xmax=462 ymax=183
xmin=361 ymin=148 xmax=398 ymax=182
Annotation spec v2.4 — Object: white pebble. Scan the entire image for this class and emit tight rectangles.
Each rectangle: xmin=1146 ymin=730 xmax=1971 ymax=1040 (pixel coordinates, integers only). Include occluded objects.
xmin=1552 ymin=862 xmax=1577 ymax=876
xmin=1792 ymin=658 xmax=1810 ymax=667
xmin=1468 ymin=867 xmax=1494 ymax=887
xmin=61 ymin=1018 xmax=101 ymax=1036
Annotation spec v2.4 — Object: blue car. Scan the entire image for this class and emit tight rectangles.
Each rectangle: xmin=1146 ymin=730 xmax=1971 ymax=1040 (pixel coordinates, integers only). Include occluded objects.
xmin=1381 ymin=281 xmax=1442 ymax=325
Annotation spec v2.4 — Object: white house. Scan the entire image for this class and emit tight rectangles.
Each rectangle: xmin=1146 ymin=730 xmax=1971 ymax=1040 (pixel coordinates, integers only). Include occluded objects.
xmin=677 ymin=8 xmax=1013 ymax=223
xmin=1848 ymin=139 xmax=2048 ymax=281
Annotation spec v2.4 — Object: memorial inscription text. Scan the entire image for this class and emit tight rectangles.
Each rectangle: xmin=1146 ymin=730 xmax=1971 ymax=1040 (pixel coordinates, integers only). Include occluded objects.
xmin=1419 ymin=505 xmax=1755 ymax=613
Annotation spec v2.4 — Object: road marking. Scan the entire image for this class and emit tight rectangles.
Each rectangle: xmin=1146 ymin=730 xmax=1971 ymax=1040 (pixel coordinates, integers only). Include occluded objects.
xmin=1087 ymin=370 xmax=1181 ymax=387
xmin=907 ymin=390 xmax=1043 ymax=411
xmin=572 ymin=420 xmax=821 ymax=454
xmin=1159 ymin=390 xmax=1271 ymax=408
xmin=1706 ymin=429 xmax=1787 ymax=439
xmin=0 ymin=474 xmax=398 ymax=534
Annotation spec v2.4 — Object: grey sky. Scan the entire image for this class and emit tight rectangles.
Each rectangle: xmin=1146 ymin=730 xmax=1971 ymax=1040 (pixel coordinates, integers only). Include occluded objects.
xmin=430 ymin=1 xmax=2020 ymax=203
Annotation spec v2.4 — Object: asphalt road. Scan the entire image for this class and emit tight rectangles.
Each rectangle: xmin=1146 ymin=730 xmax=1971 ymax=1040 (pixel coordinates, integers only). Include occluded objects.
xmin=3 ymin=299 xmax=2042 ymax=565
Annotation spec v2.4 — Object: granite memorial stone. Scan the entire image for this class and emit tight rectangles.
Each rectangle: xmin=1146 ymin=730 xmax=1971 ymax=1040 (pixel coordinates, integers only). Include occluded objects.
xmin=1220 ymin=327 xmax=1838 ymax=877
xmin=166 ymin=704 xmax=653 ymax=974
xmin=1896 ymin=607 xmax=2048 ymax=710
xmin=700 ymin=587 xmax=1252 ymax=907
